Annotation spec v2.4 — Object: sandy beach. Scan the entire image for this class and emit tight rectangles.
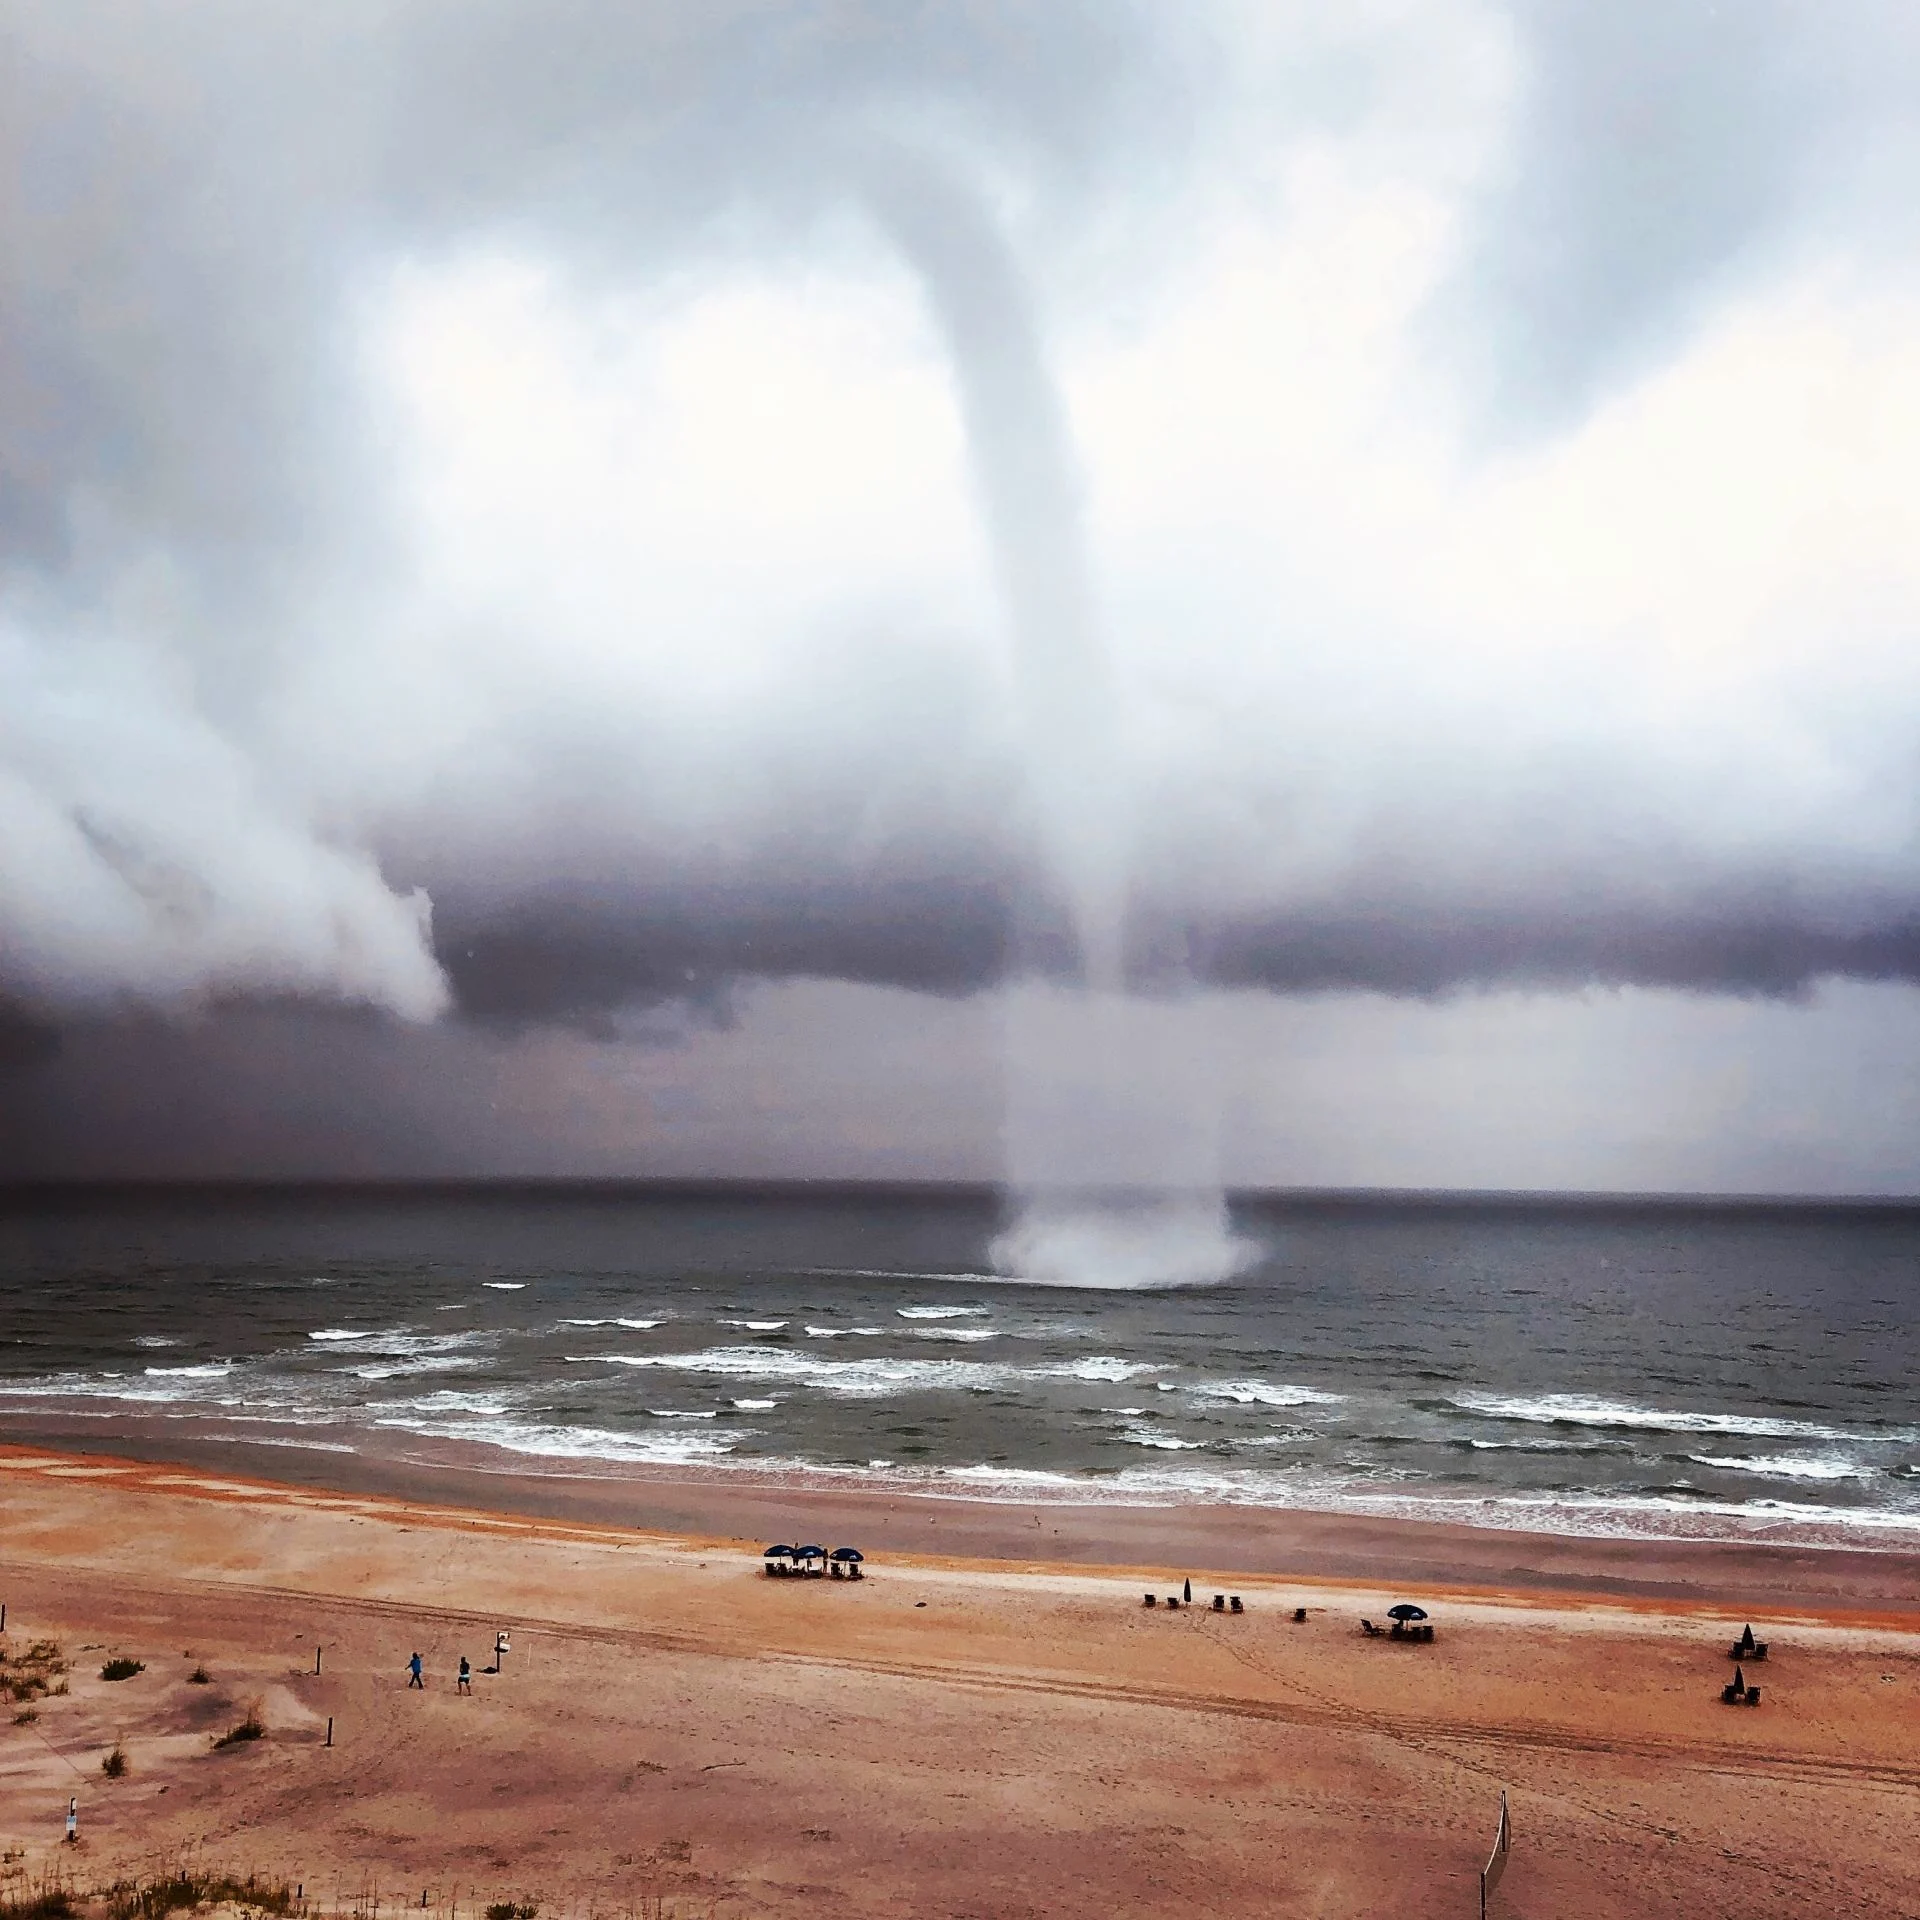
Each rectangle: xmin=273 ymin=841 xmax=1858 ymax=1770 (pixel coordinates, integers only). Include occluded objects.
xmin=3 ymin=1446 xmax=1918 ymax=1918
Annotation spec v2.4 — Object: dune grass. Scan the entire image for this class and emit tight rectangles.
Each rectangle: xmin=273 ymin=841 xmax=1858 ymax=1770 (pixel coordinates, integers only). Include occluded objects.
xmin=211 ymin=1696 xmax=267 ymax=1749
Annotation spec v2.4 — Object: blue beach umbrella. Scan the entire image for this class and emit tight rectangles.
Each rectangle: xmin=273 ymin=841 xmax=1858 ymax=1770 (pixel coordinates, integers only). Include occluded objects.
xmin=830 ymin=1547 xmax=864 ymax=1562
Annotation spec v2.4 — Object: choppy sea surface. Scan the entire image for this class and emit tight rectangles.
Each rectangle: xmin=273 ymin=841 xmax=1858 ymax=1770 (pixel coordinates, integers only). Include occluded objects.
xmin=2 ymin=1185 xmax=1917 ymax=1547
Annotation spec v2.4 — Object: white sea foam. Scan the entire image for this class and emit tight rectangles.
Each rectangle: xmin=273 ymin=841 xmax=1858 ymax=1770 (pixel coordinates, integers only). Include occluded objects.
xmin=346 ymin=1357 xmax=482 ymax=1381
xmin=803 ymin=1325 xmax=885 ymax=1338
xmin=370 ymin=1410 xmax=746 ymax=1465
xmin=897 ymin=1306 xmax=989 ymax=1320
xmin=576 ymin=1346 xmax=1003 ymax=1396
xmin=132 ymin=1335 xmax=181 ymax=1349
xmin=731 ymin=1398 xmax=778 ymax=1411
xmin=1188 ymin=1378 xmax=1342 ymax=1409
xmin=570 ymin=1344 xmax=1154 ymax=1398
xmin=305 ymin=1328 xmax=487 ymax=1358
xmin=483 ymin=1283 xmax=526 ymax=1291
xmin=647 ymin=1409 xmax=718 ymax=1420
xmin=1451 ymin=1391 xmax=1859 ymax=1443
xmin=1054 ymin=1356 xmax=1157 ymax=1384
xmin=1686 ymin=1452 xmax=1875 ymax=1481
xmin=720 ymin=1319 xmax=788 ymax=1332
xmin=1118 ymin=1426 xmax=1207 ymax=1451
xmin=143 ymin=1362 xmax=233 ymax=1379
xmin=559 ymin=1317 xmax=661 ymax=1330
xmin=912 ymin=1328 xmax=998 ymax=1343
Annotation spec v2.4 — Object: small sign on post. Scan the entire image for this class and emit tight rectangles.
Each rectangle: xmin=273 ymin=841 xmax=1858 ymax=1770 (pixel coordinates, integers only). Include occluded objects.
xmin=494 ymin=1630 xmax=510 ymax=1671
xmin=1480 ymin=1790 xmax=1511 ymax=1919
xmin=65 ymin=1796 xmax=78 ymax=1844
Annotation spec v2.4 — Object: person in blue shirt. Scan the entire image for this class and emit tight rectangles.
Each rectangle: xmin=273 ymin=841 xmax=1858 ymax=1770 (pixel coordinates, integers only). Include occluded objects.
xmin=407 ymin=1652 xmax=424 ymax=1689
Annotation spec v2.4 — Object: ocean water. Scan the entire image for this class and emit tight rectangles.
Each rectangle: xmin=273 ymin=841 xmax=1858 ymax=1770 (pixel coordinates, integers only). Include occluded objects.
xmin=2 ymin=1185 xmax=1917 ymax=1547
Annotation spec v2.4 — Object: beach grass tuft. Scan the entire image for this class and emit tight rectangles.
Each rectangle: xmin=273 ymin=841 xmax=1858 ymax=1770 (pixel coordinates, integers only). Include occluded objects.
xmin=4 ymin=1643 xmax=70 ymax=1704
xmin=108 ymin=1868 xmax=295 ymax=1920
xmin=0 ymin=1863 xmax=76 ymax=1920
xmin=212 ymin=1698 xmax=267 ymax=1749
xmin=100 ymin=1658 xmax=145 ymax=1683
xmin=101 ymin=1743 xmax=129 ymax=1779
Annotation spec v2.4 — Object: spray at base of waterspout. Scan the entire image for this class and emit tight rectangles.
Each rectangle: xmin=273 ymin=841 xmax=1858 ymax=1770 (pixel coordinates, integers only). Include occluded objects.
xmin=990 ymin=1191 xmax=1261 ymax=1291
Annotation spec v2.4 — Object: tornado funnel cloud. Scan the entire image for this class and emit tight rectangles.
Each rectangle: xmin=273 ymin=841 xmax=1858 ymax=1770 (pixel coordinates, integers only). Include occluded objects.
xmin=875 ymin=156 xmax=1253 ymax=1289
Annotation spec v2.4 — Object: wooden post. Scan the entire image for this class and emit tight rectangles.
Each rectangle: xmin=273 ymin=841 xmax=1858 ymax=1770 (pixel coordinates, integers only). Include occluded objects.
xmin=315 ymin=1647 xmax=323 ymax=1675
xmin=1480 ymin=1789 xmax=1510 ymax=1919
xmin=325 ymin=1717 xmax=334 ymax=1748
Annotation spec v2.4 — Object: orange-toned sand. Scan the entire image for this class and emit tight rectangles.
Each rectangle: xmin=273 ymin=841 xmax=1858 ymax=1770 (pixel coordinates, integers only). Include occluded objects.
xmin=2 ymin=1446 xmax=1917 ymax=1919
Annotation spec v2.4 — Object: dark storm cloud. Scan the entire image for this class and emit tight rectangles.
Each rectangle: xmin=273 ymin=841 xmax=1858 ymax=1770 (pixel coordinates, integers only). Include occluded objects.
xmin=5 ymin=0 xmax=1920 ymax=1050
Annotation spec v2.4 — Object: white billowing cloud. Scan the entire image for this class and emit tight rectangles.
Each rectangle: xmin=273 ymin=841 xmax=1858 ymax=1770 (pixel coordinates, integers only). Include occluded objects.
xmin=0 ymin=614 xmax=447 ymax=1020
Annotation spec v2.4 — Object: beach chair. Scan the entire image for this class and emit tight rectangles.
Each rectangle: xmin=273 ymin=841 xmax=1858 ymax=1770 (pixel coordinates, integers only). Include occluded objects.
xmin=1361 ymin=1619 xmax=1383 ymax=1637
xmin=1293 ymin=1606 xmax=1306 ymax=1623
xmin=1231 ymin=1596 xmax=1244 ymax=1614
xmin=1144 ymin=1593 xmax=1157 ymax=1607
xmin=1212 ymin=1594 xmax=1225 ymax=1611
xmin=1744 ymin=1687 xmax=1761 ymax=1705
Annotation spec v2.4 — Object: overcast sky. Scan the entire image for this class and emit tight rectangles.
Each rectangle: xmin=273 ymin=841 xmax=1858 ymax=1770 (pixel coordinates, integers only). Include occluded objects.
xmin=6 ymin=0 xmax=1920 ymax=1191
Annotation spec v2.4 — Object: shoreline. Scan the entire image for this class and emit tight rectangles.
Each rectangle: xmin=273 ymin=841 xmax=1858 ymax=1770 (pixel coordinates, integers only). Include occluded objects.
xmin=7 ymin=1428 xmax=1920 ymax=1619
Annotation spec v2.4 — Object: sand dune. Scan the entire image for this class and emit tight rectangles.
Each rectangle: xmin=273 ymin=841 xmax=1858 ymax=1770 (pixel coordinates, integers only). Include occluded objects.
xmin=2 ymin=1445 xmax=1917 ymax=1918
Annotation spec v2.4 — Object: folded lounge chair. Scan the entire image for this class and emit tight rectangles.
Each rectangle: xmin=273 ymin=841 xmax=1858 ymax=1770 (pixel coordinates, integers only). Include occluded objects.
xmin=1361 ymin=1618 xmax=1384 ymax=1637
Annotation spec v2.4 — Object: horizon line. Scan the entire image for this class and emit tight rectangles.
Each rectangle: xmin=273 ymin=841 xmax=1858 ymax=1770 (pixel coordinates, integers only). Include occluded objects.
xmin=3 ymin=1175 xmax=1920 ymax=1213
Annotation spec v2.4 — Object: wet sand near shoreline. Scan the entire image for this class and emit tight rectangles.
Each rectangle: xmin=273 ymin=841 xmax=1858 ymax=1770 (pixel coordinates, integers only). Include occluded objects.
xmin=2 ymin=1444 xmax=1918 ymax=1919
xmin=7 ymin=1418 xmax=1920 ymax=1616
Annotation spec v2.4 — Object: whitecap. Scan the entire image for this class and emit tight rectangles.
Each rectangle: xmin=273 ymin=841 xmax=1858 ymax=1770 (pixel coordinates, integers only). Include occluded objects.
xmin=1189 ymin=1378 xmax=1343 ymax=1409
xmin=345 ymin=1357 xmax=482 ymax=1381
xmin=1451 ymin=1391 xmax=1856 ymax=1443
xmin=912 ymin=1328 xmax=998 ymax=1344
xmin=142 ymin=1362 xmax=232 ymax=1379
xmin=1117 ymin=1427 xmax=1207 ymax=1451
xmin=1051 ymin=1356 xmax=1157 ymax=1384
xmin=482 ymin=1282 xmax=526 ymax=1291
xmin=1686 ymin=1452 xmax=1875 ymax=1482
xmin=896 ymin=1306 xmax=989 ymax=1321
xmin=721 ymin=1319 xmax=788 ymax=1332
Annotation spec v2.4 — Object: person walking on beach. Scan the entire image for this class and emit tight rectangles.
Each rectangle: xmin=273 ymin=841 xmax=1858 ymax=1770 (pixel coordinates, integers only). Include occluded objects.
xmin=408 ymin=1652 xmax=424 ymax=1689
xmin=457 ymin=1657 xmax=471 ymax=1694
